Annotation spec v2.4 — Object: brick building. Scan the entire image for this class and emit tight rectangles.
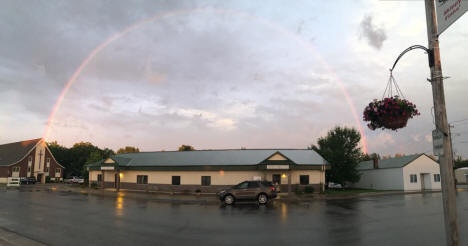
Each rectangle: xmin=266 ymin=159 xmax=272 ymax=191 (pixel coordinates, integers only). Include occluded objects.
xmin=0 ymin=138 xmax=64 ymax=183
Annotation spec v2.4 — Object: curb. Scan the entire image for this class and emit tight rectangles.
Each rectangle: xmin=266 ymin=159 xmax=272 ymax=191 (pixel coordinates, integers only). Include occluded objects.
xmin=0 ymin=227 xmax=46 ymax=246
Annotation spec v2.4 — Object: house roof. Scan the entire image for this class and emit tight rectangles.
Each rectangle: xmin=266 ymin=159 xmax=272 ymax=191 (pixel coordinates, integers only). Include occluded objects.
xmin=357 ymin=154 xmax=426 ymax=170
xmin=0 ymin=138 xmax=42 ymax=166
xmin=90 ymin=149 xmax=326 ymax=167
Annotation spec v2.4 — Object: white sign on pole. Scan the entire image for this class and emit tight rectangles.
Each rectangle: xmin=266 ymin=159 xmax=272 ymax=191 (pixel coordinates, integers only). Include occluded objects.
xmin=432 ymin=129 xmax=444 ymax=156
xmin=436 ymin=0 xmax=468 ymax=35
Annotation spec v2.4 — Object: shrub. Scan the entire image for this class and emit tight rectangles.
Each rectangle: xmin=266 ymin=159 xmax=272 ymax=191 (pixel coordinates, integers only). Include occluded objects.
xmin=90 ymin=182 xmax=98 ymax=189
xmin=294 ymin=186 xmax=303 ymax=195
xmin=304 ymin=186 xmax=315 ymax=193
xmin=45 ymin=176 xmax=51 ymax=183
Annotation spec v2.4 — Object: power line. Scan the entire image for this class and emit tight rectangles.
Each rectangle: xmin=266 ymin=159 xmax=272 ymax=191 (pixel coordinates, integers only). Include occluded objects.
xmin=450 ymin=118 xmax=468 ymax=124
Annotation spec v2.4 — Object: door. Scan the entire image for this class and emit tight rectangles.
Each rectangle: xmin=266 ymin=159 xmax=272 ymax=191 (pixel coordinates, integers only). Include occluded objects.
xmin=37 ymin=174 xmax=43 ymax=184
xmin=232 ymin=181 xmax=250 ymax=200
xmin=421 ymin=173 xmax=432 ymax=190
xmin=272 ymin=174 xmax=281 ymax=185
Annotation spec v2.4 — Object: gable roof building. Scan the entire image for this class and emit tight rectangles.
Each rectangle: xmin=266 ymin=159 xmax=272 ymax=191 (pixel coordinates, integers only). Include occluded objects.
xmin=352 ymin=154 xmax=441 ymax=191
xmin=0 ymin=138 xmax=64 ymax=183
xmin=357 ymin=154 xmax=424 ymax=170
xmin=87 ymin=149 xmax=328 ymax=193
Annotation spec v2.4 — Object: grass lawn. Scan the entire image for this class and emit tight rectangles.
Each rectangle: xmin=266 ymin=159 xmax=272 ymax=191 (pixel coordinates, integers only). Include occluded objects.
xmin=324 ymin=188 xmax=389 ymax=195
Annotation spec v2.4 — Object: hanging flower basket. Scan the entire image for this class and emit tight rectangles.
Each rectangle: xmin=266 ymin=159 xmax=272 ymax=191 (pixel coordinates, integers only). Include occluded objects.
xmin=363 ymin=96 xmax=420 ymax=131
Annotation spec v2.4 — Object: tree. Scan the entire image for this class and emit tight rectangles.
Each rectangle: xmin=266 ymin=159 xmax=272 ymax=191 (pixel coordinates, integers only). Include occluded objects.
xmin=394 ymin=153 xmax=406 ymax=158
xmin=178 ymin=145 xmax=195 ymax=151
xmin=455 ymin=158 xmax=468 ymax=169
xmin=47 ymin=141 xmax=114 ymax=178
xmin=311 ymin=126 xmax=362 ymax=186
xmin=117 ymin=146 xmax=140 ymax=154
xmin=360 ymin=153 xmax=380 ymax=162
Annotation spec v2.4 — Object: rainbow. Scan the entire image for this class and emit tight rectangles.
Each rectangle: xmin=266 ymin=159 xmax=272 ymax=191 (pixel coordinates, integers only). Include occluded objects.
xmin=42 ymin=8 xmax=368 ymax=153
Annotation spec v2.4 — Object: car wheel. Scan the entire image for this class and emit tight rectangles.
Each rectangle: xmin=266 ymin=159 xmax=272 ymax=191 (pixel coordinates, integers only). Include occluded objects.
xmin=224 ymin=195 xmax=235 ymax=205
xmin=258 ymin=194 xmax=268 ymax=205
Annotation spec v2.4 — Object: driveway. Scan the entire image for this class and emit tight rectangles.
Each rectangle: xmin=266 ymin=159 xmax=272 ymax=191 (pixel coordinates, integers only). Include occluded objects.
xmin=0 ymin=188 xmax=467 ymax=246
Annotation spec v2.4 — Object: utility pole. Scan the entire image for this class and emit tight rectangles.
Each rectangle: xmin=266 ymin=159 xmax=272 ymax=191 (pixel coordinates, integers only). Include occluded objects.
xmin=424 ymin=0 xmax=459 ymax=245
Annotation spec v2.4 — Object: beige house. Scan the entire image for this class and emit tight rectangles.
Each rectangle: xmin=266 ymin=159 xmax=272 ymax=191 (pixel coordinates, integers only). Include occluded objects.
xmin=455 ymin=167 xmax=468 ymax=184
xmin=87 ymin=149 xmax=328 ymax=193
xmin=352 ymin=154 xmax=441 ymax=191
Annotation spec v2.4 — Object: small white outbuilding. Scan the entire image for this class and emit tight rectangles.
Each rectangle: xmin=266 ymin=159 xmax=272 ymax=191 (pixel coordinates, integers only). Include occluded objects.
xmin=352 ymin=154 xmax=441 ymax=191
xmin=455 ymin=167 xmax=468 ymax=184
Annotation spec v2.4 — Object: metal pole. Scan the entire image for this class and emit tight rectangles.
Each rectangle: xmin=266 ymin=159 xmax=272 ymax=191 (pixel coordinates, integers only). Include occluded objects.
xmin=424 ymin=0 xmax=459 ymax=245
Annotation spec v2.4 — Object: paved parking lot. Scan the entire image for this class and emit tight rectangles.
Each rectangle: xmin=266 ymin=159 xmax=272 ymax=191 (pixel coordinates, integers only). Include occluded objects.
xmin=0 ymin=187 xmax=467 ymax=246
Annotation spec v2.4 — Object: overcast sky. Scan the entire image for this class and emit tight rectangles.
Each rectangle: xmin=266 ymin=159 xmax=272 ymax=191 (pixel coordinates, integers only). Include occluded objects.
xmin=1 ymin=0 xmax=468 ymax=157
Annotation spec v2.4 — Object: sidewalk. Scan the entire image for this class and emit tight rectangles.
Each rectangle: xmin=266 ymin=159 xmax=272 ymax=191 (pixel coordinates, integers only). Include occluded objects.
xmin=0 ymin=228 xmax=45 ymax=246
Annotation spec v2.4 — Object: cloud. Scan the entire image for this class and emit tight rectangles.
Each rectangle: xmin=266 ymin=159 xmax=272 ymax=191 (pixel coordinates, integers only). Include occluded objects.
xmin=359 ymin=15 xmax=387 ymax=50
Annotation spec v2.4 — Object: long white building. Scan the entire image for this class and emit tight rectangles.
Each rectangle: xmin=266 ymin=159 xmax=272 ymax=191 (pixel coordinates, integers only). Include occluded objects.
xmin=87 ymin=149 xmax=328 ymax=193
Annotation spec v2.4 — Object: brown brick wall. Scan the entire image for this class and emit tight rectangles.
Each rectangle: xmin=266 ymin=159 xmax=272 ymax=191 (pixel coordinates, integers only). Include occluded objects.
xmin=45 ymin=147 xmax=63 ymax=179
xmin=9 ymin=150 xmax=33 ymax=178
xmin=0 ymin=147 xmax=35 ymax=178
xmin=0 ymin=166 xmax=9 ymax=177
xmin=0 ymin=145 xmax=63 ymax=180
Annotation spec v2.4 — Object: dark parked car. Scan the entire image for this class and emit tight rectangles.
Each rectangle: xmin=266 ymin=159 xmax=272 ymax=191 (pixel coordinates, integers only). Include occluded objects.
xmin=218 ymin=181 xmax=277 ymax=205
xmin=20 ymin=177 xmax=36 ymax=184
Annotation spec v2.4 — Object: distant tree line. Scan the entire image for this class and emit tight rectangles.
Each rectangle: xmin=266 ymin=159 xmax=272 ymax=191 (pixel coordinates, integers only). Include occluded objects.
xmin=47 ymin=142 xmax=195 ymax=178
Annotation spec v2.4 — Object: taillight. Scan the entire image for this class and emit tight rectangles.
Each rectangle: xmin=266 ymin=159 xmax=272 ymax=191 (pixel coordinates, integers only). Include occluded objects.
xmin=270 ymin=187 xmax=275 ymax=191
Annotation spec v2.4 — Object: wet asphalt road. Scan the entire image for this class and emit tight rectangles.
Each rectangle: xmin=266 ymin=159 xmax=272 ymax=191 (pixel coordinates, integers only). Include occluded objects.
xmin=0 ymin=189 xmax=467 ymax=246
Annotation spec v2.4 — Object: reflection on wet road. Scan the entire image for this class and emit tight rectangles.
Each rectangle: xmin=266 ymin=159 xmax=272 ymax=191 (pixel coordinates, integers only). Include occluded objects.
xmin=0 ymin=189 xmax=467 ymax=246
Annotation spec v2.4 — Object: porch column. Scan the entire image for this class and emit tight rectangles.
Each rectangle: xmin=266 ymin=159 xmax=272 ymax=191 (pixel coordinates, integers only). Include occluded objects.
xmin=287 ymin=170 xmax=292 ymax=197
xmin=116 ymin=170 xmax=120 ymax=192
xmin=101 ymin=171 xmax=105 ymax=188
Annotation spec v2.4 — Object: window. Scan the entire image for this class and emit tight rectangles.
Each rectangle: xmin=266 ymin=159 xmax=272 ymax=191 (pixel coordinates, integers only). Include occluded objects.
xmin=434 ymin=174 xmax=441 ymax=182
xmin=201 ymin=176 xmax=211 ymax=186
xmin=137 ymin=175 xmax=148 ymax=184
xmin=28 ymin=156 xmax=32 ymax=162
xmin=172 ymin=176 xmax=181 ymax=185
xmin=46 ymin=158 xmax=50 ymax=167
xmin=12 ymin=167 xmax=20 ymax=172
xmin=410 ymin=174 xmax=418 ymax=183
xmin=236 ymin=182 xmax=249 ymax=189
xmin=55 ymin=168 xmax=61 ymax=173
xmin=300 ymin=175 xmax=310 ymax=185
xmin=27 ymin=167 xmax=31 ymax=173
xmin=248 ymin=181 xmax=260 ymax=188
xmin=97 ymin=174 xmax=102 ymax=182
xmin=45 ymin=167 xmax=49 ymax=173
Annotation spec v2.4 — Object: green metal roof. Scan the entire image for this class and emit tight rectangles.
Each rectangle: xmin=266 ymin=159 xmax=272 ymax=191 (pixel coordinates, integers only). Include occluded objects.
xmin=89 ymin=149 xmax=326 ymax=168
xmin=357 ymin=154 xmax=426 ymax=170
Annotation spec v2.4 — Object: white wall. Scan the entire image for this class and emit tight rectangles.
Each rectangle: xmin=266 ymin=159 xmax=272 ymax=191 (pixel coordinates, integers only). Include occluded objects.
xmin=352 ymin=168 xmax=404 ymax=190
xmin=455 ymin=168 xmax=468 ymax=184
xmin=403 ymin=155 xmax=441 ymax=191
